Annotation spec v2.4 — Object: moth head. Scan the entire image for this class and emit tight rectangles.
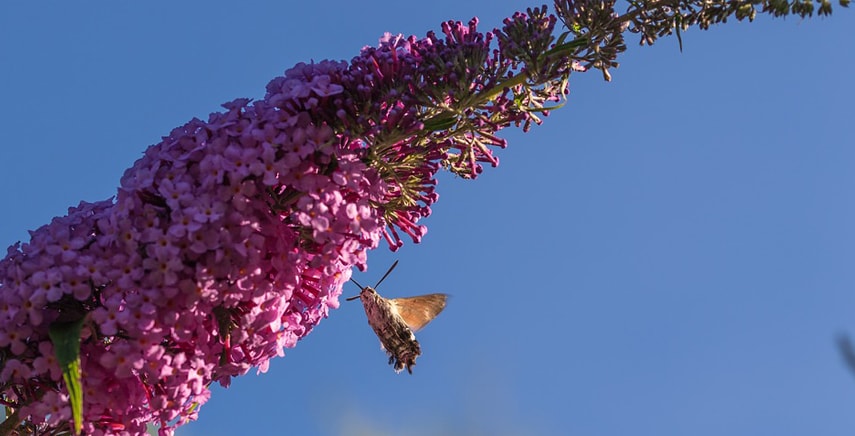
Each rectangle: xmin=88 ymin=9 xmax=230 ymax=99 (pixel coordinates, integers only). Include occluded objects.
xmin=345 ymin=260 xmax=398 ymax=302
xmin=344 ymin=284 xmax=375 ymax=302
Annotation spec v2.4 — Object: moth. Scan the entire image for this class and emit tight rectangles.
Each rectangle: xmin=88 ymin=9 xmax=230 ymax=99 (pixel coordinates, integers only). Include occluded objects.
xmin=346 ymin=260 xmax=448 ymax=374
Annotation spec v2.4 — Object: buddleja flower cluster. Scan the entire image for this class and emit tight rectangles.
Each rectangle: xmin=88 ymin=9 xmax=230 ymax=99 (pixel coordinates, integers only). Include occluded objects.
xmin=1 ymin=0 xmax=847 ymax=433
xmin=0 ymin=9 xmax=569 ymax=436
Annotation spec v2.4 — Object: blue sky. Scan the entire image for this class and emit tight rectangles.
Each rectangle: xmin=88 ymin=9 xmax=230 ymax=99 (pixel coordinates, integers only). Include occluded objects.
xmin=1 ymin=1 xmax=854 ymax=435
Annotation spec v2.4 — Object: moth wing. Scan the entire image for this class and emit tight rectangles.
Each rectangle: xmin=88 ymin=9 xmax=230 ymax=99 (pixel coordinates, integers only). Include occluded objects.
xmin=390 ymin=293 xmax=448 ymax=331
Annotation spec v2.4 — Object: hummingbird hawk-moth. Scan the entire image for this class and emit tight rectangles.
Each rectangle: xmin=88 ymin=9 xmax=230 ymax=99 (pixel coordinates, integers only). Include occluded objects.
xmin=346 ymin=261 xmax=448 ymax=374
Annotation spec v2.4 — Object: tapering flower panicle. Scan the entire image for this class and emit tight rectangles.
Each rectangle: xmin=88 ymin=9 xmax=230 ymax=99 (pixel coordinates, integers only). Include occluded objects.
xmin=0 ymin=15 xmax=561 ymax=434
xmin=0 ymin=2 xmax=845 ymax=434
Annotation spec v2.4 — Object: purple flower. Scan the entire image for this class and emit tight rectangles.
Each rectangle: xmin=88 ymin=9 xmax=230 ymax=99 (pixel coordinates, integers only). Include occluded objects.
xmin=0 ymin=6 xmax=571 ymax=434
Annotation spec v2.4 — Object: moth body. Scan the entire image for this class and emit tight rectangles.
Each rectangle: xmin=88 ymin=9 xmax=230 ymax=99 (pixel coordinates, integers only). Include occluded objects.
xmin=357 ymin=286 xmax=422 ymax=374
xmin=348 ymin=261 xmax=447 ymax=374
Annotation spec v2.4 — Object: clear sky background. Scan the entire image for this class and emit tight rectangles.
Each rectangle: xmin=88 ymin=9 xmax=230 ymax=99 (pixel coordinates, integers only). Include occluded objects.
xmin=1 ymin=1 xmax=854 ymax=435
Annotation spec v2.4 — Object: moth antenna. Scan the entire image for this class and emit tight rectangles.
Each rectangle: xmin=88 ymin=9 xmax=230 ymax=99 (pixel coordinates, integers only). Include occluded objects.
xmin=373 ymin=260 xmax=399 ymax=290
xmin=344 ymin=278 xmax=365 ymax=302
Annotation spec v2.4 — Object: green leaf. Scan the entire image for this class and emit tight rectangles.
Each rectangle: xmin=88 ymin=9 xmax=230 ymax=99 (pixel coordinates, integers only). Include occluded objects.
xmin=544 ymin=35 xmax=589 ymax=57
xmin=49 ymin=319 xmax=85 ymax=435
xmin=555 ymin=31 xmax=570 ymax=46
xmin=423 ymin=113 xmax=457 ymax=131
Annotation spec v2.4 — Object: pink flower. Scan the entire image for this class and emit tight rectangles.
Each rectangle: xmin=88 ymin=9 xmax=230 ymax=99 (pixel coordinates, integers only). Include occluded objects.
xmin=0 ymin=9 xmax=566 ymax=434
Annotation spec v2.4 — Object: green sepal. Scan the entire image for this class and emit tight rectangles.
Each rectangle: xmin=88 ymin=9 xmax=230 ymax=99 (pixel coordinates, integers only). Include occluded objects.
xmin=49 ymin=319 xmax=85 ymax=435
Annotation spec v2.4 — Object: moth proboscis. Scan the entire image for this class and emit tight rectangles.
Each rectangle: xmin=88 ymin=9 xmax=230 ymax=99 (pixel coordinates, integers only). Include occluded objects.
xmin=346 ymin=260 xmax=447 ymax=374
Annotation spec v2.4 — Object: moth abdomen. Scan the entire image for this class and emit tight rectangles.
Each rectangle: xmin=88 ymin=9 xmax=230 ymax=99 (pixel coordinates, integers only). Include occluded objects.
xmin=361 ymin=287 xmax=422 ymax=373
xmin=347 ymin=261 xmax=447 ymax=374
